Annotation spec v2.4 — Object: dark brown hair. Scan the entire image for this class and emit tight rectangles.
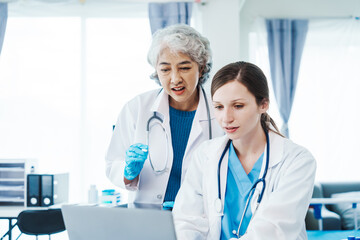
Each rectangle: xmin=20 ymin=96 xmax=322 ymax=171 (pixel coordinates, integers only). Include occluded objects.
xmin=211 ymin=61 xmax=283 ymax=137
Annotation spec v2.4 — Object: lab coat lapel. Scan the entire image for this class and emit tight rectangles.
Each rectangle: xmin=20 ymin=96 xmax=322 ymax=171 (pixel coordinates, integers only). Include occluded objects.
xmin=210 ymin=136 xmax=230 ymax=216
xmin=151 ymin=87 xmax=210 ymax=147
xmin=181 ymin=88 xmax=209 ymax=170
xmin=220 ymin=145 xmax=229 ymax=214
xmin=268 ymin=131 xmax=284 ymax=168
xmin=149 ymin=87 xmax=212 ymax=176
xmin=250 ymin=131 xmax=284 ymax=212
xmin=150 ymin=89 xmax=169 ymax=124
xmin=185 ymin=88 xmax=207 ymax=148
xmin=148 ymin=89 xmax=173 ymax=169
xmin=255 ymin=131 xmax=283 ymax=181
xmin=205 ymin=136 xmax=230 ymax=239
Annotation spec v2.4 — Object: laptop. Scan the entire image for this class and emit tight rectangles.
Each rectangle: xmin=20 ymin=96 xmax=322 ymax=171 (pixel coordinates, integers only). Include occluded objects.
xmin=61 ymin=204 xmax=177 ymax=240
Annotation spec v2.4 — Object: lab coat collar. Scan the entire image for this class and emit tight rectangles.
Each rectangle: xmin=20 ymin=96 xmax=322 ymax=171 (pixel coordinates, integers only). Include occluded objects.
xmin=149 ymin=86 xmax=212 ymax=124
xmin=218 ymin=137 xmax=230 ymax=213
xmin=215 ymin=131 xmax=285 ymax=175
xmin=214 ymin=131 xmax=285 ymax=212
xmin=249 ymin=131 xmax=285 ymax=216
xmin=150 ymin=88 xmax=169 ymax=124
xmin=267 ymin=131 xmax=285 ymax=167
xmin=185 ymin=87 xmax=213 ymax=145
xmin=255 ymin=130 xmax=284 ymax=183
xmin=196 ymin=87 xmax=214 ymax=121
xmin=205 ymin=135 xmax=230 ymax=215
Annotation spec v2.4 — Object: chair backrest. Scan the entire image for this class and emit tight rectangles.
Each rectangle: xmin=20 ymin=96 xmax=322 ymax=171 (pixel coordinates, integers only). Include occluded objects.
xmin=17 ymin=209 xmax=65 ymax=236
xmin=311 ymin=182 xmax=324 ymax=198
xmin=321 ymin=182 xmax=360 ymax=198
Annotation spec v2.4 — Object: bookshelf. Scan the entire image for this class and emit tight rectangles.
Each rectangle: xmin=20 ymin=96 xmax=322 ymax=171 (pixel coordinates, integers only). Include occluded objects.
xmin=0 ymin=159 xmax=37 ymax=206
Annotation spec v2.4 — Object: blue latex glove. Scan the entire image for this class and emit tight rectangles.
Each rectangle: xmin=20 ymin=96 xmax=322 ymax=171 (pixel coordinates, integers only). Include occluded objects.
xmin=124 ymin=143 xmax=148 ymax=180
xmin=162 ymin=201 xmax=174 ymax=210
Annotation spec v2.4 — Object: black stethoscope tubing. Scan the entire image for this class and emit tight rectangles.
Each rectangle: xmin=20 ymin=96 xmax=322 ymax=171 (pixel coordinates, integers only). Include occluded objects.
xmin=146 ymin=86 xmax=212 ymax=139
xmin=145 ymin=86 xmax=212 ymax=173
xmin=217 ymin=128 xmax=270 ymax=204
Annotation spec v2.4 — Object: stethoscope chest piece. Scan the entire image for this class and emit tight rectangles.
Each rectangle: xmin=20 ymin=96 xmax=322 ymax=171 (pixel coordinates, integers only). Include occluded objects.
xmin=214 ymin=198 xmax=222 ymax=213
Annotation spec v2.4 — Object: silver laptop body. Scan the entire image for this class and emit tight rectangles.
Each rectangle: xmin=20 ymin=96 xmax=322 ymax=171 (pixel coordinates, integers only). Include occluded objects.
xmin=61 ymin=204 xmax=177 ymax=240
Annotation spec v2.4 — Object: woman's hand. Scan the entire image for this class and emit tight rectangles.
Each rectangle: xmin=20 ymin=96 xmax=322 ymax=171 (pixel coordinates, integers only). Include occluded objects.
xmin=124 ymin=143 xmax=148 ymax=180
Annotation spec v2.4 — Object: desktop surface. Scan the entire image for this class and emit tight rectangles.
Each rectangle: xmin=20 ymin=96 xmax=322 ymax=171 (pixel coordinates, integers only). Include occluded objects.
xmin=307 ymin=230 xmax=360 ymax=240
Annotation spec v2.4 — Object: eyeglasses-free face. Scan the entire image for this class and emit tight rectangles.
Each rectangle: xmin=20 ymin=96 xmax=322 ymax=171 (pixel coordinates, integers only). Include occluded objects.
xmin=156 ymin=48 xmax=201 ymax=111
xmin=212 ymin=80 xmax=268 ymax=141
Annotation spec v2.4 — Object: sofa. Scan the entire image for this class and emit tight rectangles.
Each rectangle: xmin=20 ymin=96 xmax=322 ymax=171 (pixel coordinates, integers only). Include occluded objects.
xmin=305 ymin=182 xmax=360 ymax=230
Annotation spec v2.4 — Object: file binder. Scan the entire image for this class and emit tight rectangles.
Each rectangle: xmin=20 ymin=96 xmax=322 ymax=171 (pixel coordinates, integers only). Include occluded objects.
xmin=27 ymin=173 xmax=69 ymax=207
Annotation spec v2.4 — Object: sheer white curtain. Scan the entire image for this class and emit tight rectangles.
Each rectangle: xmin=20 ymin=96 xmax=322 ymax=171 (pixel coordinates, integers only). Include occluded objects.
xmin=0 ymin=2 xmax=157 ymax=205
xmin=250 ymin=18 xmax=360 ymax=182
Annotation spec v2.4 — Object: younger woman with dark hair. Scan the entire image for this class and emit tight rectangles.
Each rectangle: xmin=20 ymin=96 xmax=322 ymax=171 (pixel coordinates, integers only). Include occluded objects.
xmin=173 ymin=61 xmax=316 ymax=240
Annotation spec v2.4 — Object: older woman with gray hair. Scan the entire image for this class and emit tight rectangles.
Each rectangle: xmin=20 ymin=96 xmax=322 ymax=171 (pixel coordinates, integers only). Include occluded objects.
xmin=106 ymin=24 xmax=223 ymax=207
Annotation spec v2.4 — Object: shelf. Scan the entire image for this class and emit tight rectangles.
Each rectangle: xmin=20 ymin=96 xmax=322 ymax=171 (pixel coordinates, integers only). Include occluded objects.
xmin=0 ymin=197 xmax=24 ymax=202
xmin=0 ymin=159 xmax=37 ymax=207
xmin=0 ymin=186 xmax=24 ymax=191
xmin=0 ymin=178 xmax=25 ymax=182
xmin=0 ymin=167 xmax=25 ymax=172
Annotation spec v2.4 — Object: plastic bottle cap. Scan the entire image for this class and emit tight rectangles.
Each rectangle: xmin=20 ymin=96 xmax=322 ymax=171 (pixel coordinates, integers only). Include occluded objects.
xmin=102 ymin=189 xmax=115 ymax=196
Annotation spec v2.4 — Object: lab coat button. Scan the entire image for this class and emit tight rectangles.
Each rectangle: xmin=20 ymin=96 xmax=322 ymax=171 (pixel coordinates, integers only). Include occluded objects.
xmin=157 ymin=194 xmax=162 ymax=199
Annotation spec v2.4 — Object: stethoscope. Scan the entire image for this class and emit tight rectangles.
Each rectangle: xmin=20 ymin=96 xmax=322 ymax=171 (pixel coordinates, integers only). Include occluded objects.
xmin=214 ymin=128 xmax=270 ymax=239
xmin=146 ymin=86 xmax=212 ymax=174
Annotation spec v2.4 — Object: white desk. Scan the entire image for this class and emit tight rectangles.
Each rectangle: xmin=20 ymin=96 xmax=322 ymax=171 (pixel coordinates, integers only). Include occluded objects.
xmin=311 ymin=198 xmax=360 ymax=205
xmin=310 ymin=198 xmax=360 ymax=231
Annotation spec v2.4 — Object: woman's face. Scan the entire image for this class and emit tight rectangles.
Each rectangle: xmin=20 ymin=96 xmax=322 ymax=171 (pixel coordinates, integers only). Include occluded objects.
xmin=212 ymin=80 xmax=268 ymax=140
xmin=156 ymin=48 xmax=201 ymax=111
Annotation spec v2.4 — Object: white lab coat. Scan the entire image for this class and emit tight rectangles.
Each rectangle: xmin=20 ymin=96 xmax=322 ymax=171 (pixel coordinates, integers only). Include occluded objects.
xmin=105 ymin=88 xmax=224 ymax=204
xmin=173 ymin=132 xmax=316 ymax=240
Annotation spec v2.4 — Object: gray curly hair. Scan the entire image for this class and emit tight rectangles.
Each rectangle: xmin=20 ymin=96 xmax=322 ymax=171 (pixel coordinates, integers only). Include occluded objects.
xmin=147 ymin=24 xmax=212 ymax=86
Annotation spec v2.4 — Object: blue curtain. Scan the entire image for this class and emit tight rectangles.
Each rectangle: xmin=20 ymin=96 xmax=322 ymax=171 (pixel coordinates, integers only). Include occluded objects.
xmin=0 ymin=3 xmax=8 ymax=56
xmin=148 ymin=2 xmax=192 ymax=35
xmin=266 ymin=19 xmax=309 ymax=138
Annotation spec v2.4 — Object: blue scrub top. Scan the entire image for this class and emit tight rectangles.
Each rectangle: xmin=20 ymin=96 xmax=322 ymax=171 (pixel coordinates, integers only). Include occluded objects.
xmin=220 ymin=143 xmax=264 ymax=239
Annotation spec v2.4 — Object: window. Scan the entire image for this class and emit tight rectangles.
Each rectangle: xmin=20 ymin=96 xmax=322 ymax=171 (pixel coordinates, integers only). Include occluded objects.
xmin=0 ymin=2 xmax=158 ymax=204
xmin=250 ymin=18 xmax=360 ymax=181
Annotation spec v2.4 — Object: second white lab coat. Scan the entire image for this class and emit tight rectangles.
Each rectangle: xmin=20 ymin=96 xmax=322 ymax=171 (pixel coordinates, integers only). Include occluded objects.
xmin=173 ymin=132 xmax=316 ymax=240
xmin=105 ymin=88 xmax=223 ymax=204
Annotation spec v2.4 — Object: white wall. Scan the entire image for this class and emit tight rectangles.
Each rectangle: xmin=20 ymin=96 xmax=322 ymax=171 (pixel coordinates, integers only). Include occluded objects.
xmin=195 ymin=0 xmax=244 ymax=85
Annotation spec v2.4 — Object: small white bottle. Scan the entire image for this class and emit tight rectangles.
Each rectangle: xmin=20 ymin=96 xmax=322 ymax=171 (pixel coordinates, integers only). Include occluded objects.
xmin=88 ymin=185 xmax=98 ymax=204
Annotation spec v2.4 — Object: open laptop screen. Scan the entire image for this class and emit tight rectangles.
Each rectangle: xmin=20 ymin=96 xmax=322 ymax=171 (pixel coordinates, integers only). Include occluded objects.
xmin=61 ymin=204 xmax=177 ymax=240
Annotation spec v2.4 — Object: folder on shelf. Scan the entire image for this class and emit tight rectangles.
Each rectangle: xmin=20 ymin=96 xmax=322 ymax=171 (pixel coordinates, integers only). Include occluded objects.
xmin=27 ymin=173 xmax=69 ymax=207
